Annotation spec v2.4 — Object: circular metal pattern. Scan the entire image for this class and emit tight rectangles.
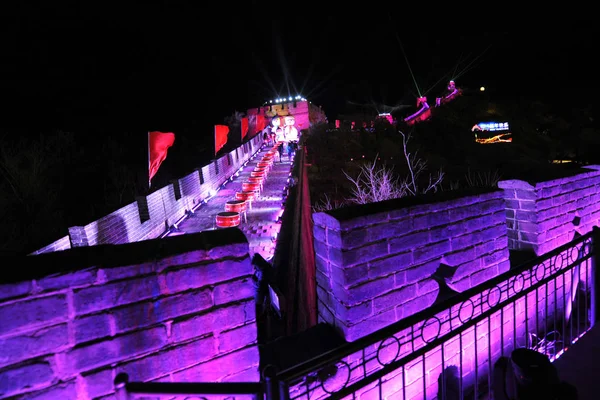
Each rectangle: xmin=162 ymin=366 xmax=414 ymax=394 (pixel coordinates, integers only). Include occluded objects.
xmin=511 ymin=273 xmax=525 ymax=294
xmin=321 ymin=360 xmax=351 ymax=394
xmin=553 ymin=253 xmax=565 ymax=273
xmin=376 ymin=336 xmax=401 ymax=366
xmin=458 ymin=299 xmax=474 ymax=324
xmin=534 ymin=263 xmax=546 ymax=282
xmin=486 ymin=285 xmax=502 ymax=308
xmin=421 ymin=317 xmax=441 ymax=344
xmin=568 ymin=245 xmax=579 ymax=264
xmin=581 ymin=239 xmax=592 ymax=259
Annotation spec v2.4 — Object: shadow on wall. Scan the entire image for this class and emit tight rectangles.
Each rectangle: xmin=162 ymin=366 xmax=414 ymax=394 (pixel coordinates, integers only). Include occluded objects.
xmin=438 ymin=366 xmax=460 ymax=400
xmin=97 ymin=214 xmax=130 ymax=246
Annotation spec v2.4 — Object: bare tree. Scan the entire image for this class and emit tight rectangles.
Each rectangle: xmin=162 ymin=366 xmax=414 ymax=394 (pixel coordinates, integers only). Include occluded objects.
xmin=399 ymin=131 xmax=444 ymax=195
xmin=312 ymin=193 xmax=344 ymax=212
xmin=343 ymin=157 xmax=406 ymax=205
xmin=313 ymin=130 xmax=445 ymax=211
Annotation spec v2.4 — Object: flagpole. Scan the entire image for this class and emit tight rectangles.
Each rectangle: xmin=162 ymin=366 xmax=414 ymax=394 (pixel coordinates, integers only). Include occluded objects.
xmin=148 ymin=131 xmax=151 ymax=190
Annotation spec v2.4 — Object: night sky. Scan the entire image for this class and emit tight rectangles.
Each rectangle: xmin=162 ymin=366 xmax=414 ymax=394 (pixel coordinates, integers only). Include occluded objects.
xmin=1 ymin=4 xmax=597 ymax=136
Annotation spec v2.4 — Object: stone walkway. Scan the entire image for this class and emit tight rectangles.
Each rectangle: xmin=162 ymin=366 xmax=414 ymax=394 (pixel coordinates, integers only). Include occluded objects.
xmin=167 ymin=145 xmax=294 ymax=261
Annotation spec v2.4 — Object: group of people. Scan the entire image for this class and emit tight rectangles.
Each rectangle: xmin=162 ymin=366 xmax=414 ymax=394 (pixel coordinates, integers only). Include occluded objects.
xmin=262 ymin=115 xmax=300 ymax=162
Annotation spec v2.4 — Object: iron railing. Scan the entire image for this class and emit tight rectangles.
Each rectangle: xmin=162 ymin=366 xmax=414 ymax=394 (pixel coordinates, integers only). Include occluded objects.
xmin=274 ymin=229 xmax=597 ymax=400
xmin=114 ymin=372 xmax=264 ymax=400
xmin=113 ymin=229 xmax=598 ymax=400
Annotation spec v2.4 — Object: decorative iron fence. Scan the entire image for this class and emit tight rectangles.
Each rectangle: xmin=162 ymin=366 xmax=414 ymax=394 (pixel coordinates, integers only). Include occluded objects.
xmin=274 ymin=229 xmax=597 ymax=400
xmin=113 ymin=229 xmax=598 ymax=400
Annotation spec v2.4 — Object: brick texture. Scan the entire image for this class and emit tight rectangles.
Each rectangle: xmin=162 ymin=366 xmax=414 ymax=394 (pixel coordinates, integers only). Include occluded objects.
xmin=313 ymin=189 xmax=511 ymax=341
xmin=0 ymin=229 xmax=259 ymax=399
xmin=31 ymin=135 xmax=263 ymax=254
xmin=499 ymin=165 xmax=600 ymax=256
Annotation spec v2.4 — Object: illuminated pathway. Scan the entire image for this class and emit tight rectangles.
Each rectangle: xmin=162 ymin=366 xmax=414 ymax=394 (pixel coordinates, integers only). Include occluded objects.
xmin=166 ymin=145 xmax=293 ymax=260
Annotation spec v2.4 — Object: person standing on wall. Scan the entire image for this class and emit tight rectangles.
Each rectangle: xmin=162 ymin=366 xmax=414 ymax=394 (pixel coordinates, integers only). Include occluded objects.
xmin=283 ymin=115 xmax=299 ymax=160
xmin=271 ymin=117 xmax=284 ymax=162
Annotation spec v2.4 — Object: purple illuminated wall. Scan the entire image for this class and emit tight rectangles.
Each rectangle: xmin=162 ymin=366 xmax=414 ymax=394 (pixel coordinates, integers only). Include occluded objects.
xmin=0 ymin=229 xmax=259 ymax=399
xmin=293 ymin=239 xmax=592 ymax=400
xmin=313 ymin=189 xmax=510 ymax=342
xmin=499 ymin=165 xmax=600 ymax=256
xmin=31 ymin=134 xmax=264 ymax=254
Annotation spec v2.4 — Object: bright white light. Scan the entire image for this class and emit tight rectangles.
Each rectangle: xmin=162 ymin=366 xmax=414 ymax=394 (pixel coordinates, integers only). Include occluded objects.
xmin=480 ymin=86 xmax=485 ymax=91
xmin=270 ymin=100 xmax=273 ymax=103
xmin=288 ymin=97 xmax=292 ymax=101
xmin=208 ymin=189 xmax=216 ymax=197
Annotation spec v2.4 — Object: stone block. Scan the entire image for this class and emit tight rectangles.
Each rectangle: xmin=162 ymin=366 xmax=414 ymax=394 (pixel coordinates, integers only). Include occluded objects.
xmin=0 ymin=295 xmax=68 ymax=336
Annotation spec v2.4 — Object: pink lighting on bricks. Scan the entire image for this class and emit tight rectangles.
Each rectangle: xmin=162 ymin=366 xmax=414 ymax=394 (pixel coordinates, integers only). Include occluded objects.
xmin=498 ymin=165 xmax=600 ymax=256
xmin=0 ymin=231 xmax=260 ymax=399
xmin=31 ymin=134 xmax=265 ymax=255
xmin=282 ymin=232 xmax=593 ymax=400
xmin=313 ymin=190 xmax=511 ymax=342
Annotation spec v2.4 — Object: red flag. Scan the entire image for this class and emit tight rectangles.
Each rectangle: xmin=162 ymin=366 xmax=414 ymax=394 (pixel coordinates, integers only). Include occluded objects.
xmin=241 ymin=117 xmax=249 ymax=139
xmin=148 ymin=131 xmax=175 ymax=184
xmin=255 ymin=115 xmax=266 ymax=134
xmin=215 ymin=125 xmax=229 ymax=156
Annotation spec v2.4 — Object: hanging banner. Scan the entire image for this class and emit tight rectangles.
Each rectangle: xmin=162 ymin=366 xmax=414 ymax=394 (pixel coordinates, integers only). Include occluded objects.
xmin=255 ymin=115 xmax=266 ymax=134
xmin=148 ymin=131 xmax=175 ymax=186
xmin=241 ymin=117 xmax=249 ymax=140
xmin=214 ymin=125 xmax=229 ymax=156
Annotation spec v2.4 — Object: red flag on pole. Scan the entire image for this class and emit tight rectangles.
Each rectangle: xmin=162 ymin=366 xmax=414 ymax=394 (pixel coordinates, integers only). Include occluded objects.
xmin=214 ymin=125 xmax=229 ymax=156
xmin=148 ymin=131 xmax=175 ymax=187
xmin=241 ymin=117 xmax=249 ymax=140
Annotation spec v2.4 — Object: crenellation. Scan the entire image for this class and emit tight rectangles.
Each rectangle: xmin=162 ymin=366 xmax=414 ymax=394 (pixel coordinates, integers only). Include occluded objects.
xmin=32 ymin=135 xmax=264 ymax=255
xmin=0 ymin=230 xmax=259 ymax=399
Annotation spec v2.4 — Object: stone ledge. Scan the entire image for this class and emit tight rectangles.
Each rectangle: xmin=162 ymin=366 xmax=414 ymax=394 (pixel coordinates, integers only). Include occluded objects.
xmin=1 ymin=228 xmax=248 ymax=284
xmin=315 ymin=187 xmax=500 ymax=227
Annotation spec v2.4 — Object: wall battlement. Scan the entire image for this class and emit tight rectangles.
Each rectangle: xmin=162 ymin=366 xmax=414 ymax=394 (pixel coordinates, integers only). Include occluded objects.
xmin=313 ymin=165 xmax=600 ymax=342
xmin=31 ymin=134 xmax=263 ymax=255
xmin=4 ymin=157 xmax=599 ymax=398
xmin=0 ymin=229 xmax=259 ymax=399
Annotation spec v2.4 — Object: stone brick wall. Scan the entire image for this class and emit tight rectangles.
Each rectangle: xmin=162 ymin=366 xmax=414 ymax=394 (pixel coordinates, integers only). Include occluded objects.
xmin=312 ymin=189 xmax=510 ymax=342
xmin=29 ymin=235 xmax=72 ymax=255
xmin=32 ymin=135 xmax=263 ymax=254
xmin=499 ymin=165 xmax=600 ymax=256
xmin=0 ymin=229 xmax=259 ymax=400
